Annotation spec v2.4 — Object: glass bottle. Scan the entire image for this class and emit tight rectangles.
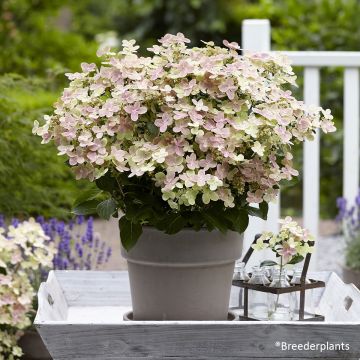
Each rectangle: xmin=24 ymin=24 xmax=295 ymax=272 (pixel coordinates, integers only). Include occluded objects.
xmin=290 ymin=268 xmax=314 ymax=319
xmin=233 ymin=260 xmax=250 ymax=281
xmin=262 ymin=265 xmax=275 ymax=281
xmin=248 ymin=267 xmax=270 ymax=320
xmin=268 ymin=268 xmax=295 ymax=321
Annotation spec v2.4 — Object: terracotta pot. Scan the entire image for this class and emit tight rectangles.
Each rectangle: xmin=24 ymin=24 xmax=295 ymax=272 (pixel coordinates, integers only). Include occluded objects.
xmin=121 ymin=227 xmax=243 ymax=320
xmin=342 ymin=266 xmax=360 ymax=289
xmin=18 ymin=329 xmax=51 ymax=360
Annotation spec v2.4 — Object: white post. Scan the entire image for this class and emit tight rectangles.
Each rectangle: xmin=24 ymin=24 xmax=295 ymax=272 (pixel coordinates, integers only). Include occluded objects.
xmin=242 ymin=19 xmax=271 ymax=52
xmin=343 ymin=68 xmax=360 ymax=203
xmin=242 ymin=19 xmax=278 ymax=266
xmin=303 ymin=67 xmax=321 ymax=270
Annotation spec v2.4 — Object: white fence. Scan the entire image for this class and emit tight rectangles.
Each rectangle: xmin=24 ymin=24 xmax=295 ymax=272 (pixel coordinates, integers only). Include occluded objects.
xmin=242 ymin=19 xmax=360 ymax=267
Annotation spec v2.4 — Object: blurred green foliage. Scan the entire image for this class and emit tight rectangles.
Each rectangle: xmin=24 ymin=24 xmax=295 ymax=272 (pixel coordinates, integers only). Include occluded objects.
xmin=0 ymin=0 xmax=98 ymax=76
xmin=0 ymin=75 xmax=88 ymax=218
xmin=0 ymin=0 xmax=358 ymax=218
xmin=346 ymin=234 xmax=360 ymax=271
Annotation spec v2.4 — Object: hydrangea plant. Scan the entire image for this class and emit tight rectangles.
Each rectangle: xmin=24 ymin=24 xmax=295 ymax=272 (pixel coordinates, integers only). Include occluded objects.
xmin=0 ymin=219 xmax=55 ymax=360
xmin=0 ymin=214 xmax=110 ymax=359
xmin=33 ymin=33 xmax=335 ymax=250
xmin=253 ymin=216 xmax=315 ymax=269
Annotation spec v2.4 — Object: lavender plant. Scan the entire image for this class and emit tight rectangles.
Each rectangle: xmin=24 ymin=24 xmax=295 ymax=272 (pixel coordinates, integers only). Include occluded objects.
xmin=336 ymin=192 xmax=360 ymax=271
xmin=36 ymin=215 xmax=112 ymax=271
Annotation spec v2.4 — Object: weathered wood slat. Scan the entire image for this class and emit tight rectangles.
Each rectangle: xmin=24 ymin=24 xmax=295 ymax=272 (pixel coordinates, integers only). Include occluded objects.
xmin=54 ymin=270 xmax=132 ymax=307
xmin=37 ymin=323 xmax=360 ymax=359
xmin=35 ymin=271 xmax=360 ymax=360
xmin=317 ymin=272 xmax=360 ymax=321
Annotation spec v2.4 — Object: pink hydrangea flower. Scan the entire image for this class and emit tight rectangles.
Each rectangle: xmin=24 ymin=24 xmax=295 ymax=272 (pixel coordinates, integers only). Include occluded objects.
xmin=124 ymin=102 xmax=147 ymax=121
xmin=223 ymin=40 xmax=241 ymax=50
xmin=33 ymin=33 xmax=335 ymax=211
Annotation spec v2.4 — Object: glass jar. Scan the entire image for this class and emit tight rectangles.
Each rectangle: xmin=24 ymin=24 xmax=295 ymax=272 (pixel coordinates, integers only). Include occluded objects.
xmin=262 ymin=265 xmax=275 ymax=281
xmin=290 ymin=268 xmax=314 ymax=319
xmin=248 ymin=267 xmax=270 ymax=320
xmin=268 ymin=268 xmax=295 ymax=321
xmin=233 ymin=260 xmax=249 ymax=281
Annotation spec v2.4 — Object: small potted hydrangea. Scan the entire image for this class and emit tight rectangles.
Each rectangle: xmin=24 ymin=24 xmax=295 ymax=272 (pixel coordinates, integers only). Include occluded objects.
xmin=253 ymin=216 xmax=315 ymax=270
xmin=33 ymin=33 xmax=335 ymax=320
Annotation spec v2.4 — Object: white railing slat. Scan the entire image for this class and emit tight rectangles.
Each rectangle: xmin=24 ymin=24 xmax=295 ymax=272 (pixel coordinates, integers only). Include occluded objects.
xmin=343 ymin=68 xmax=360 ymax=203
xmin=282 ymin=51 xmax=360 ymax=67
xmin=241 ymin=19 xmax=271 ymax=53
xmin=303 ymin=67 xmax=320 ymax=269
xmin=265 ymin=197 xmax=280 ymax=233
xmin=241 ymin=19 xmax=280 ymax=262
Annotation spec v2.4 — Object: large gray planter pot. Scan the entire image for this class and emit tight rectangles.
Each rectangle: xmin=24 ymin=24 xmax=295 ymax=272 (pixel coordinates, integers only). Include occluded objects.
xmin=121 ymin=227 xmax=243 ymax=321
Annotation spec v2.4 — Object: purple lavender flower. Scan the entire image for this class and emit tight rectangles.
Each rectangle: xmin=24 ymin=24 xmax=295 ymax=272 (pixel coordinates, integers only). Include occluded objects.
xmin=11 ymin=218 xmax=20 ymax=228
xmin=336 ymin=197 xmax=347 ymax=221
xmin=68 ymin=219 xmax=74 ymax=230
xmin=76 ymin=215 xmax=85 ymax=225
xmin=97 ymin=242 xmax=106 ymax=266
xmin=62 ymin=259 xmax=68 ymax=270
xmin=86 ymin=217 xmax=94 ymax=243
xmin=336 ymin=189 xmax=360 ymax=241
xmin=106 ymin=247 xmax=112 ymax=262
xmin=36 ymin=215 xmax=45 ymax=226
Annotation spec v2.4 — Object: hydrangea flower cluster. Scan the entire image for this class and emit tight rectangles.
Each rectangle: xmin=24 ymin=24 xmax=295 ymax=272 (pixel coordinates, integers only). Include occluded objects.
xmin=0 ymin=219 xmax=55 ymax=360
xmin=253 ymin=216 xmax=314 ymax=265
xmin=0 ymin=214 xmax=111 ymax=358
xmin=33 ymin=33 xmax=335 ymax=211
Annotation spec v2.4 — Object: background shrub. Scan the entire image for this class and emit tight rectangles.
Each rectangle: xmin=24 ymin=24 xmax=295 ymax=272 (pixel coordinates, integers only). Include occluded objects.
xmin=0 ymin=75 xmax=88 ymax=218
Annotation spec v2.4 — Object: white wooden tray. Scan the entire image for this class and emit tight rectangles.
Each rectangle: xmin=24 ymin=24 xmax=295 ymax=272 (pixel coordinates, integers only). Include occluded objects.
xmin=35 ymin=271 xmax=360 ymax=359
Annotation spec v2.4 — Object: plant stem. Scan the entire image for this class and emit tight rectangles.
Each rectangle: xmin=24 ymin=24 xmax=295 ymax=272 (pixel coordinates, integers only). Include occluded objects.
xmin=272 ymin=256 xmax=284 ymax=318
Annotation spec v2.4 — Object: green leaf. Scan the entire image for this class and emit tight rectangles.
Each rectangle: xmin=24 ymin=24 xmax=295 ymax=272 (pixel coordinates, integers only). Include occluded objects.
xmin=259 ymin=201 xmax=269 ymax=220
xmin=247 ymin=202 xmax=268 ymax=220
xmin=73 ymin=187 xmax=103 ymax=207
xmin=202 ymin=211 xmax=228 ymax=233
xmin=147 ymin=122 xmax=159 ymax=137
xmin=119 ymin=217 xmax=143 ymax=251
xmin=225 ymin=208 xmax=249 ymax=233
xmin=95 ymin=171 xmax=118 ymax=193
xmin=287 ymin=255 xmax=304 ymax=265
xmin=155 ymin=213 xmax=187 ymax=234
xmin=72 ymin=199 xmax=99 ymax=215
xmin=164 ymin=214 xmax=187 ymax=234
xmin=96 ymin=198 xmax=117 ymax=220
xmin=279 ymin=177 xmax=299 ymax=189
xmin=186 ymin=211 xmax=206 ymax=231
xmin=260 ymin=260 xmax=278 ymax=267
